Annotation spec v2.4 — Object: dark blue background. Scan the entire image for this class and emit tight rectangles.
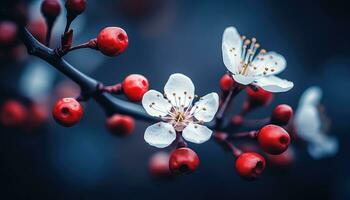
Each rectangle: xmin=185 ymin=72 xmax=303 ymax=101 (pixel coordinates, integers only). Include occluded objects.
xmin=1 ymin=0 xmax=350 ymax=199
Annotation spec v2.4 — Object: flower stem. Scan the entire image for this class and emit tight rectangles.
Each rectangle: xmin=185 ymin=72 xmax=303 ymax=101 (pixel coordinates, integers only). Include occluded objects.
xmin=215 ymin=86 xmax=242 ymax=128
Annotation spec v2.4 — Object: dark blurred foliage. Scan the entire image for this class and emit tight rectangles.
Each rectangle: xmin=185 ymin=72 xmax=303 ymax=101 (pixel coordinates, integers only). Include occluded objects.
xmin=0 ymin=0 xmax=349 ymax=199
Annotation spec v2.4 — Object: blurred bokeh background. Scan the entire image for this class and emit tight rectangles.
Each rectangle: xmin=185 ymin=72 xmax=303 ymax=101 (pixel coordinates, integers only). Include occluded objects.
xmin=0 ymin=0 xmax=349 ymax=199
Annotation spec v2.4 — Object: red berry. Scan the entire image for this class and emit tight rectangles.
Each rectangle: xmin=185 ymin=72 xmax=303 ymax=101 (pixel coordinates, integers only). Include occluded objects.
xmin=65 ymin=0 xmax=86 ymax=16
xmin=149 ymin=151 xmax=171 ymax=178
xmin=258 ymin=124 xmax=290 ymax=155
xmin=0 ymin=100 xmax=27 ymax=127
xmin=231 ymin=115 xmax=243 ymax=126
xmin=122 ymin=74 xmax=149 ymax=102
xmin=0 ymin=21 xmax=17 ymax=46
xmin=41 ymin=0 xmax=61 ymax=20
xmin=271 ymin=104 xmax=293 ymax=125
xmin=235 ymin=152 xmax=266 ymax=180
xmin=27 ymin=18 xmax=47 ymax=44
xmin=246 ymin=87 xmax=273 ymax=106
xmin=27 ymin=103 xmax=48 ymax=128
xmin=220 ymin=74 xmax=235 ymax=92
xmin=169 ymin=147 xmax=200 ymax=175
xmin=106 ymin=114 xmax=135 ymax=136
xmin=52 ymin=98 xmax=83 ymax=127
xmin=97 ymin=27 xmax=128 ymax=56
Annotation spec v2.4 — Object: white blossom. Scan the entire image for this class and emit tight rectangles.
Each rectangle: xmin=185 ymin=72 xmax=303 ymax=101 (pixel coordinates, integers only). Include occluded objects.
xmin=294 ymin=86 xmax=338 ymax=159
xmin=142 ymin=73 xmax=219 ymax=148
xmin=222 ymin=26 xmax=293 ymax=92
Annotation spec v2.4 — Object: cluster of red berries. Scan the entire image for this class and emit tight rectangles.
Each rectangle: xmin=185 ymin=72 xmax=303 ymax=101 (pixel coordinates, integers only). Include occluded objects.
xmin=0 ymin=100 xmax=48 ymax=130
xmin=52 ymin=74 xmax=149 ymax=136
xmin=218 ymin=74 xmax=293 ymax=180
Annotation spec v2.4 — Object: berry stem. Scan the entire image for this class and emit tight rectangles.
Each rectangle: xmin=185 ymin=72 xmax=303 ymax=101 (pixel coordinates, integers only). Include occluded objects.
xmin=64 ymin=15 xmax=74 ymax=33
xmin=45 ymin=19 xmax=54 ymax=47
xmin=214 ymin=132 xmax=242 ymax=157
xmin=229 ymin=130 xmax=258 ymax=139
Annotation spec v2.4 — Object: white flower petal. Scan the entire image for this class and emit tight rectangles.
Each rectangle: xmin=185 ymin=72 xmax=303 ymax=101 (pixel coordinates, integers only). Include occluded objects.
xmin=254 ymin=75 xmax=293 ymax=92
xmin=182 ymin=123 xmax=212 ymax=144
xmin=298 ymin=86 xmax=322 ymax=107
xmin=191 ymin=92 xmax=219 ymax=122
xmin=144 ymin=122 xmax=176 ymax=148
xmin=164 ymin=73 xmax=195 ymax=108
xmin=295 ymin=105 xmax=321 ymax=142
xmin=232 ymin=74 xmax=256 ymax=85
xmin=222 ymin=26 xmax=242 ymax=74
xmin=251 ymin=51 xmax=286 ymax=76
xmin=142 ymin=90 xmax=172 ymax=117
xmin=308 ymin=135 xmax=338 ymax=159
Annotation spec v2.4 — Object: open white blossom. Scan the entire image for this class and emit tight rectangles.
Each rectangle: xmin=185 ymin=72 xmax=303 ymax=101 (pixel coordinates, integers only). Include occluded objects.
xmin=142 ymin=73 xmax=219 ymax=148
xmin=222 ymin=26 xmax=294 ymax=92
xmin=294 ymin=86 xmax=338 ymax=159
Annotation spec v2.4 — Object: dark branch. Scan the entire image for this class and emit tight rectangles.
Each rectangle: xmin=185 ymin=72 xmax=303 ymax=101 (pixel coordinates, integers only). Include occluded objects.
xmin=18 ymin=27 xmax=158 ymax=123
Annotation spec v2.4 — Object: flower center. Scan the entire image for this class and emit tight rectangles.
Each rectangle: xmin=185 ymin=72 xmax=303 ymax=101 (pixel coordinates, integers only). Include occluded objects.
xmin=240 ymin=36 xmax=266 ymax=75
xmin=174 ymin=112 xmax=186 ymax=123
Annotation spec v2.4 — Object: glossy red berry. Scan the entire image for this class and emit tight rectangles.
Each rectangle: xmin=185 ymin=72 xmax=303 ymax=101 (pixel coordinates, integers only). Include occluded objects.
xmin=220 ymin=74 xmax=235 ymax=92
xmin=52 ymin=98 xmax=83 ymax=127
xmin=41 ymin=0 xmax=61 ymax=20
xmin=235 ymin=152 xmax=266 ymax=180
xmin=65 ymin=0 xmax=86 ymax=16
xmin=271 ymin=104 xmax=293 ymax=125
xmin=0 ymin=100 xmax=27 ymax=127
xmin=0 ymin=21 xmax=17 ymax=46
xmin=106 ymin=114 xmax=135 ymax=136
xmin=149 ymin=151 xmax=171 ymax=178
xmin=246 ymin=87 xmax=273 ymax=106
xmin=97 ymin=27 xmax=128 ymax=56
xmin=122 ymin=74 xmax=149 ymax=102
xmin=169 ymin=147 xmax=200 ymax=175
xmin=258 ymin=124 xmax=290 ymax=155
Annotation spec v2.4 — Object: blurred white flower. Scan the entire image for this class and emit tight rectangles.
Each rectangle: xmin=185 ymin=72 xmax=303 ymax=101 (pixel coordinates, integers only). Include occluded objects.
xmin=142 ymin=73 xmax=219 ymax=148
xmin=294 ymin=86 xmax=338 ymax=159
xmin=19 ymin=60 xmax=56 ymax=101
xmin=222 ymin=26 xmax=293 ymax=92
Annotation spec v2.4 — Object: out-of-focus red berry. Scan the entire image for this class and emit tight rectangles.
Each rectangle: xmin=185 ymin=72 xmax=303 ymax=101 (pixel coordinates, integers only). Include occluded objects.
xmin=220 ymin=74 xmax=235 ymax=92
xmin=97 ymin=27 xmax=129 ymax=56
xmin=106 ymin=114 xmax=135 ymax=136
xmin=169 ymin=147 xmax=200 ymax=175
xmin=27 ymin=18 xmax=47 ymax=44
xmin=52 ymin=98 xmax=83 ymax=127
xmin=246 ymin=87 xmax=273 ymax=106
xmin=271 ymin=104 xmax=293 ymax=125
xmin=65 ymin=0 xmax=86 ymax=16
xmin=235 ymin=152 xmax=266 ymax=180
xmin=149 ymin=151 xmax=171 ymax=178
xmin=27 ymin=103 xmax=48 ymax=128
xmin=122 ymin=74 xmax=149 ymax=102
xmin=41 ymin=0 xmax=61 ymax=20
xmin=0 ymin=100 xmax=27 ymax=127
xmin=231 ymin=115 xmax=243 ymax=126
xmin=258 ymin=124 xmax=290 ymax=155
xmin=268 ymin=147 xmax=295 ymax=168
xmin=0 ymin=21 xmax=17 ymax=46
